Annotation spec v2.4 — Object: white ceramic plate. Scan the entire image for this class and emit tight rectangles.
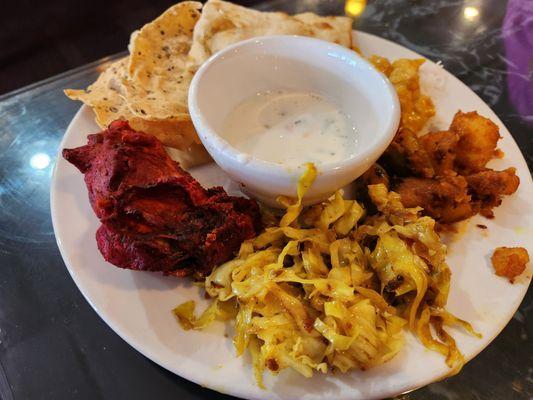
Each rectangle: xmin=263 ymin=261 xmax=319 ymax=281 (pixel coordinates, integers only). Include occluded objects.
xmin=51 ymin=32 xmax=533 ymax=400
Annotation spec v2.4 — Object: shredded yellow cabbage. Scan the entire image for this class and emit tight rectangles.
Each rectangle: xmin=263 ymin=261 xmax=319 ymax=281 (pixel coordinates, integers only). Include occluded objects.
xmin=173 ymin=164 xmax=478 ymax=386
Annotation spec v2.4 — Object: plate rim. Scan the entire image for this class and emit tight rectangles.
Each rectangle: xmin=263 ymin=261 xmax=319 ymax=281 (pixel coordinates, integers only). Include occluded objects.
xmin=50 ymin=30 xmax=533 ymax=400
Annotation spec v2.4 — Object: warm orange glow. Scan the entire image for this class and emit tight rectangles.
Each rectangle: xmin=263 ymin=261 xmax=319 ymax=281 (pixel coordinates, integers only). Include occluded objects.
xmin=345 ymin=0 xmax=366 ymax=17
xmin=463 ymin=6 xmax=480 ymax=21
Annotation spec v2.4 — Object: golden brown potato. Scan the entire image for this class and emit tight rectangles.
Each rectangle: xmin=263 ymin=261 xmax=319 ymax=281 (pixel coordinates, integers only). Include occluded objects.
xmin=451 ymin=111 xmax=501 ymax=173
xmin=466 ymin=168 xmax=520 ymax=197
xmin=382 ymin=128 xmax=435 ymax=178
xmin=465 ymin=168 xmax=520 ymax=218
xmin=367 ymin=58 xmax=519 ymax=226
xmin=395 ymin=175 xmax=474 ymax=223
xmin=419 ymin=130 xmax=459 ymax=176
xmin=491 ymin=247 xmax=529 ymax=283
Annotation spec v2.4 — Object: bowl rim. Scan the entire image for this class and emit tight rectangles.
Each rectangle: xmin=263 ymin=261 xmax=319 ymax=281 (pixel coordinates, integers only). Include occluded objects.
xmin=188 ymin=34 xmax=400 ymax=179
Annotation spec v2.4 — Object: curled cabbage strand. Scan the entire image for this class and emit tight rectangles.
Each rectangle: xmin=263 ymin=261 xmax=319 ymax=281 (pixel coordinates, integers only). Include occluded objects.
xmin=173 ymin=164 xmax=478 ymax=386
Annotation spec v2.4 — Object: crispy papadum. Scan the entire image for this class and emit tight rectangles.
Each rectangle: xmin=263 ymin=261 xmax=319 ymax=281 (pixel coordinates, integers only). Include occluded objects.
xmin=65 ymin=58 xmax=131 ymax=128
xmin=64 ymin=57 xmax=209 ymax=167
xmin=65 ymin=0 xmax=354 ymax=166
xmin=125 ymin=1 xmax=202 ymax=120
xmin=65 ymin=2 xmax=203 ymax=159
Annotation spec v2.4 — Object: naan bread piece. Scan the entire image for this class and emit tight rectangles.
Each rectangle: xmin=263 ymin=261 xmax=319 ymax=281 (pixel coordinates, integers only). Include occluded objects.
xmin=124 ymin=1 xmax=202 ymax=120
xmin=293 ymin=12 xmax=354 ymax=45
xmin=187 ymin=0 xmax=353 ymax=70
xmin=64 ymin=58 xmax=208 ymax=167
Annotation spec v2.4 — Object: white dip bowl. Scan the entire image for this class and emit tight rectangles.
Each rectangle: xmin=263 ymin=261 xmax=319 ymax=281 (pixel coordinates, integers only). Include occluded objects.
xmin=188 ymin=35 xmax=400 ymax=207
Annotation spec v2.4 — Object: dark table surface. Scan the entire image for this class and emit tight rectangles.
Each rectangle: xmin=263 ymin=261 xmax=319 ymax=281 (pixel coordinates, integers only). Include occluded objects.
xmin=0 ymin=0 xmax=532 ymax=399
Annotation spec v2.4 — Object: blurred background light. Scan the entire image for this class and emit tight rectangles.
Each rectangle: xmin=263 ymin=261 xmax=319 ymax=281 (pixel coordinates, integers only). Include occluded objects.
xmin=30 ymin=153 xmax=51 ymax=170
xmin=345 ymin=0 xmax=366 ymax=17
xmin=463 ymin=6 xmax=479 ymax=21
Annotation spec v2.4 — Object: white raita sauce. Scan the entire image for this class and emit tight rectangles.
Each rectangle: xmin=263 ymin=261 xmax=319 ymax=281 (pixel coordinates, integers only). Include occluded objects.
xmin=221 ymin=90 xmax=358 ymax=167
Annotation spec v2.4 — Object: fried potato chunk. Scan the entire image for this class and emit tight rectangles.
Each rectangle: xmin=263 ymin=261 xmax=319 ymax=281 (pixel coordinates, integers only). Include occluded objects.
xmin=466 ymin=168 xmax=520 ymax=197
xmin=382 ymin=128 xmax=435 ymax=178
xmin=466 ymin=168 xmax=520 ymax=218
xmin=371 ymin=56 xmax=518 ymax=224
xmin=373 ymin=57 xmax=437 ymax=179
xmin=395 ymin=176 xmax=474 ymax=223
xmin=451 ymin=111 xmax=501 ymax=173
xmin=419 ymin=130 xmax=459 ymax=176
xmin=491 ymin=247 xmax=530 ymax=283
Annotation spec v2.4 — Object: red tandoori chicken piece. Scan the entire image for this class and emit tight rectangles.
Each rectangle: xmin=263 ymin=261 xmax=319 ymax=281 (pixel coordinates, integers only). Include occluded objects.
xmin=63 ymin=121 xmax=262 ymax=278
